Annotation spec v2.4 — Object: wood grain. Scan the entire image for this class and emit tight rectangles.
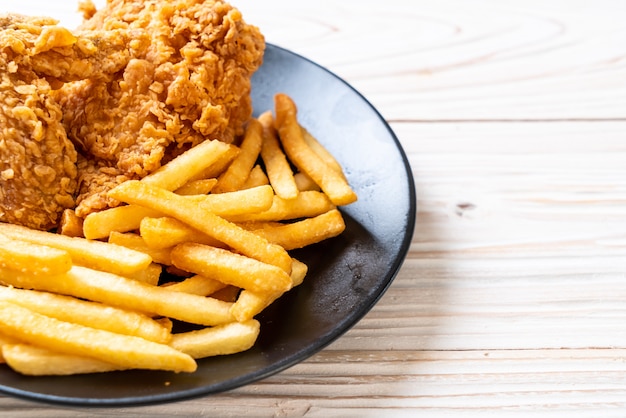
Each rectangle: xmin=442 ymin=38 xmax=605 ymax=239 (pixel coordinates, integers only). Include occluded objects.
xmin=2 ymin=0 xmax=626 ymax=416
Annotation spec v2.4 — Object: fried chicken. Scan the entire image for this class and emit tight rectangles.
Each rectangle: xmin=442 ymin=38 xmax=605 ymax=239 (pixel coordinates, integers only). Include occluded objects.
xmin=0 ymin=13 xmax=147 ymax=230
xmin=55 ymin=0 xmax=265 ymax=217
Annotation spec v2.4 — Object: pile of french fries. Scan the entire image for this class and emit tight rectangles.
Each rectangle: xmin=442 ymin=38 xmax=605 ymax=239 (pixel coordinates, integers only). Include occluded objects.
xmin=0 ymin=94 xmax=357 ymax=376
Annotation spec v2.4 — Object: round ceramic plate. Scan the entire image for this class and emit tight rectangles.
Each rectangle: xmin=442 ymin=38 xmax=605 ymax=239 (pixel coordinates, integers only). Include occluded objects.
xmin=0 ymin=44 xmax=416 ymax=406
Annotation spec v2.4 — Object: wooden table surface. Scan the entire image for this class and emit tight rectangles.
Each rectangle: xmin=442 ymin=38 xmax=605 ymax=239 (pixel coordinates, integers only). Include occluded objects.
xmin=2 ymin=0 xmax=626 ymax=416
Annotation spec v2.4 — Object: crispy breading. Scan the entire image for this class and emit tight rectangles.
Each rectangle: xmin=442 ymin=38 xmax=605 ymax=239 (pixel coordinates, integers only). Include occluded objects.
xmin=55 ymin=0 xmax=265 ymax=217
xmin=0 ymin=13 xmax=147 ymax=230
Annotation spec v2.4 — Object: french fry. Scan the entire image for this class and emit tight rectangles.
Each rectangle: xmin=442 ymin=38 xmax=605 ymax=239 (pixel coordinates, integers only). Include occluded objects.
xmin=140 ymin=217 xmax=223 ymax=250
xmin=162 ymin=275 xmax=227 ymax=296
xmin=302 ymin=128 xmax=347 ymax=180
xmin=125 ymin=262 xmax=162 ymax=286
xmin=170 ymin=320 xmax=260 ymax=359
xmin=212 ymin=119 xmax=263 ymax=193
xmin=226 ymin=191 xmax=335 ymax=223
xmin=2 ymin=344 xmax=125 ymax=375
xmin=241 ymin=164 xmax=269 ymax=189
xmin=0 ymin=222 xmax=152 ymax=277
xmin=274 ymin=93 xmax=357 ymax=206
xmin=171 ymin=243 xmax=292 ymax=294
xmin=139 ymin=184 xmax=281 ymax=248
xmin=294 ymin=171 xmax=320 ymax=192
xmin=0 ymin=302 xmax=196 ymax=373
xmin=155 ymin=317 xmax=174 ymax=334
xmin=83 ymin=205 xmax=162 ymax=240
xmin=0 ymin=331 xmax=20 ymax=363
xmin=230 ymin=259 xmax=307 ymax=322
xmin=0 ymin=286 xmax=170 ymax=343
xmin=194 ymin=185 xmax=274 ymax=217
xmin=0 ymin=93 xmax=358 ymax=378
xmin=108 ymin=181 xmax=293 ymax=273
xmin=244 ymin=209 xmax=346 ymax=250
xmin=0 ymin=233 xmax=72 ymax=276
xmin=84 ymin=184 xmax=274 ymax=240
xmin=57 ymin=209 xmax=84 ymax=237
xmin=209 ymin=285 xmax=241 ymax=303
xmin=109 ymin=231 xmax=173 ymax=266
xmin=83 ymin=140 xmax=233 ymax=240
xmin=0 ymin=265 xmax=235 ymax=327
xmin=141 ymin=139 xmax=232 ymax=191
xmin=192 ymin=145 xmax=240 ymax=180
xmin=259 ymin=111 xmax=299 ymax=200
xmin=174 ymin=178 xmax=218 ymax=196
xmin=229 ymin=289 xmax=280 ymax=323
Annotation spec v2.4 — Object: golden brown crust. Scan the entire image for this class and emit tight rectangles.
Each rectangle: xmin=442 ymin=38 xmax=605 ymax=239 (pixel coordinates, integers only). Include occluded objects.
xmin=56 ymin=0 xmax=265 ymax=217
xmin=0 ymin=13 xmax=147 ymax=229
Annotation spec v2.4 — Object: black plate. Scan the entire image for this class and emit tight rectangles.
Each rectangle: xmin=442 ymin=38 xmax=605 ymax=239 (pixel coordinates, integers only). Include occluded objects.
xmin=0 ymin=44 xmax=416 ymax=406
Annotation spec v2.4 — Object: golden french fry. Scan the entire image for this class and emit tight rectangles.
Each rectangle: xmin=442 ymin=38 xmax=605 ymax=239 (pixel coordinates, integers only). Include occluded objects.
xmin=108 ymin=181 xmax=293 ymax=273
xmin=0 ymin=286 xmax=170 ymax=343
xmin=170 ymin=320 xmax=260 ymax=359
xmin=230 ymin=259 xmax=307 ymax=322
xmin=241 ymin=164 xmax=269 ymax=189
xmin=196 ymin=185 xmax=274 ymax=216
xmin=0 ymin=331 xmax=20 ymax=363
xmin=140 ymin=217 xmax=223 ymax=250
xmin=125 ymin=262 xmax=162 ymax=286
xmin=171 ymin=243 xmax=292 ymax=294
xmin=0 ymin=265 xmax=234 ymax=327
xmin=226 ymin=191 xmax=335 ymax=223
xmin=0 ymin=233 xmax=72 ymax=276
xmin=85 ymin=184 xmax=274 ymax=241
xmin=84 ymin=140 xmax=232 ymax=240
xmin=142 ymin=139 xmax=232 ymax=191
xmin=155 ymin=317 xmax=174 ymax=334
xmin=259 ymin=112 xmax=299 ymax=200
xmin=302 ymin=128 xmax=347 ymax=180
xmin=174 ymin=178 xmax=218 ymax=196
xmin=83 ymin=205 xmax=163 ymax=240
xmin=57 ymin=209 xmax=84 ymax=237
xmin=245 ymin=209 xmax=346 ymax=250
xmin=274 ymin=93 xmax=357 ymax=206
xmin=209 ymin=285 xmax=241 ymax=303
xmin=294 ymin=172 xmax=321 ymax=192
xmin=2 ymin=344 xmax=125 ymax=376
xmin=290 ymin=258 xmax=308 ymax=287
xmin=230 ymin=290 xmax=279 ymax=323
xmin=192 ymin=145 xmax=240 ymax=180
xmin=0 ymin=222 xmax=152 ymax=277
xmin=109 ymin=231 xmax=173 ymax=266
xmin=162 ymin=275 xmax=227 ymax=296
xmin=213 ymin=119 xmax=264 ymax=193
xmin=0 ymin=302 xmax=196 ymax=372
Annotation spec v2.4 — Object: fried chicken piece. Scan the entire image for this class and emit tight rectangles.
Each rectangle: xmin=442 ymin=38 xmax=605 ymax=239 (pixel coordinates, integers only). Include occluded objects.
xmin=54 ymin=0 xmax=265 ymax=217
xmin=0 ymin=14 xmax=147 ymax=230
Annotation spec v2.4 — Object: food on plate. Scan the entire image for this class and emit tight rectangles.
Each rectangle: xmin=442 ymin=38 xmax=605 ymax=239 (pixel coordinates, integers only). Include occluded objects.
xmin=57 ymin=0 xmax=265 ymax=217
xmin=0 ymin=301 xmax=196 ymax=373
xmin=170 ymin=320 xmax=260 ymax=360
xmin=108 ymin=180 xmax=294 ymax=273
xmin=258 ymin=111 xmax=300 ymax=200
xmin=0 ymin=13 xmax=147 ymax=230
xmin=0 ymin=286 xmax=170 ymax=343
xmin=0 ymin=265 xmax=236 ymax=327
xmin=81 ymin=138 xmax=234 ymax=240
xmin=274 ymin=93 xmax=357 ymax=206
xmin=0 ymin=232 xmax=72 ymax=275
xmin=0 ymin=221 xmax=152 ymax=276
xmin=0 ymin=0 xmax=358 ymax=377
xmin=1 ymin=344 xmax=125 ymax=376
